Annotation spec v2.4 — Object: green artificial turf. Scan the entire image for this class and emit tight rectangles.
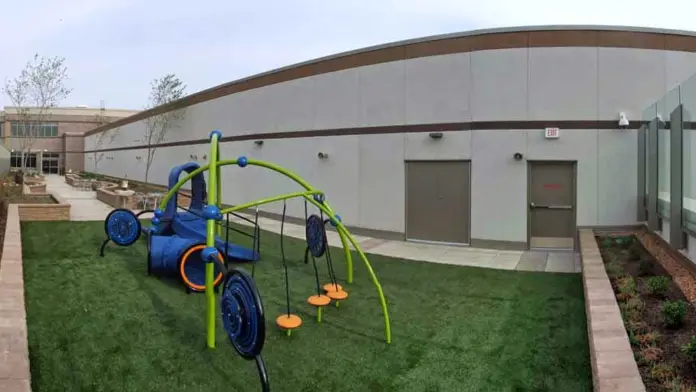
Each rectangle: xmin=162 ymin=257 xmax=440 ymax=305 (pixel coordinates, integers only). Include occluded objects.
xmin=22 ymin=221 xmax=591 ymax=392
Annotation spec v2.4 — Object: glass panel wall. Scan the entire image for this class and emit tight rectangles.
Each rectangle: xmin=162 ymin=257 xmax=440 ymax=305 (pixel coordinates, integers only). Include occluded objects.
xmin=642 ymin=71 xmax=696 ymax=244
xmin=682 ymin=74 xmax=696 ymax=234
xmin=643 ymin=104 xmax=655 ymax=208
xmin=657 ymin=95 xmax=671 ymax=217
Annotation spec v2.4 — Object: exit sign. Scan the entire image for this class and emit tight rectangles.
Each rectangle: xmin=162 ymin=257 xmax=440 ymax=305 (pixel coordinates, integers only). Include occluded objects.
xmin=544 ymin=127 xmax=560 ymax=139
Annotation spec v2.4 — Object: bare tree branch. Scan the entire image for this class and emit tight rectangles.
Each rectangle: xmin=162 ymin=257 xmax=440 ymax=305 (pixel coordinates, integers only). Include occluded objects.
xmin=142 ymin=74 xmax=186 ymax=183
xmin=3 ymin=54 xmax=72 ymax=172
xmin=92 ymin=106 xmax=118 ymax=174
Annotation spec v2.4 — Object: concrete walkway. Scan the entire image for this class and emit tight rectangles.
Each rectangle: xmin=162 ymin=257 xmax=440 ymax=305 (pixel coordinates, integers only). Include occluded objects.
xmin=44 ymin=175 xmax=580 ymax=273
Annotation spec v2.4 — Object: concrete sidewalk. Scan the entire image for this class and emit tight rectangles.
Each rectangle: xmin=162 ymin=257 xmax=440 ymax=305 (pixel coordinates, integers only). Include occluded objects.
xmin=44 ymin=175 xmax=579 ymax=273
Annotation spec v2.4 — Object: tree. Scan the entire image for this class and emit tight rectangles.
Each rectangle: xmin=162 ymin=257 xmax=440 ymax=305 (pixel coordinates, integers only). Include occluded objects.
xmin=91 ymin=106 xmax=118 ymax=174
xmin=142 ymin=74 xmax=186 ymax=183
xmin=3 ymin=54 xmax=72 ymax=171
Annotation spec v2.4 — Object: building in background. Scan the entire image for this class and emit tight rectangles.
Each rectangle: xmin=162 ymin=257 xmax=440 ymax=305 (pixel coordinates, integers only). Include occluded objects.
xmin=79 ymin=25 xmax=696 ymax=255
xmin=2 ymin=106 xmax=139 ymax=174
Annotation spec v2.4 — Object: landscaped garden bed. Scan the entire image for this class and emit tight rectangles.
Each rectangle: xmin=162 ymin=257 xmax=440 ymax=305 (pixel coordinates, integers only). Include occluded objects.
xmin=67 ymin=171 xmax=192 ymax=210
xmin=598 ymin=233 xmax=696 ymax=391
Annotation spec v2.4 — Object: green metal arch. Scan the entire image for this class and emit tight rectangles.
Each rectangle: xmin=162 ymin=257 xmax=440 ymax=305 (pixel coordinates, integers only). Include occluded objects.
xmin=156 ymin=157 xmax=392 ymax=345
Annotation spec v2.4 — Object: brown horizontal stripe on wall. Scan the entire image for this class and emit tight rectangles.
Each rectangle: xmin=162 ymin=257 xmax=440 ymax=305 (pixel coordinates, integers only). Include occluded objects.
xmin=79 ymin=120 xmax=642 ymax=154
xmin=83 ymin=27 xmax=696 ymax=138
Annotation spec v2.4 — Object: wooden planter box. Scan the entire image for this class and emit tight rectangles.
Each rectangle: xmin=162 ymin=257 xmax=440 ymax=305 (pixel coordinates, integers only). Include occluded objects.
xmin=16 ymin=192 xmax=70 ymax=221
xmin=65 ymin=173 xmax=80 ymax=186
xmin=96 ymin=183 xmax=193 ymax=210
xmin=23 ymin=182 xmax=46 ymax=194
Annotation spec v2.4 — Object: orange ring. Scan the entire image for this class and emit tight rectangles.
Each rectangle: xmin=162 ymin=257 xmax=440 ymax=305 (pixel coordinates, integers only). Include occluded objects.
xmin=323 ymin=283 xmax=343 ymax=292
xmin=276 ymin=314 xmax=303 ymax=330
xmin=327 ymin=290 xmax=348 ymax=300
xmin=179 ymin=244 xmax=224 ymax=291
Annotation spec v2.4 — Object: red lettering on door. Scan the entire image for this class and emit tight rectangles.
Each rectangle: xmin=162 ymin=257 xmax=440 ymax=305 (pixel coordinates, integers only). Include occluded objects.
xmin=543 ymin=184 xmax=562 ymax=189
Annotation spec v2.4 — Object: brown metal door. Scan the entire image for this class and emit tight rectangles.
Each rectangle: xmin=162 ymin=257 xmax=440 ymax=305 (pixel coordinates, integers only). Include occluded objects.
xmin=528 ymin=161 xmax=576 ymax=249
xmin=405 ymin=161 xmax=470 ymax=243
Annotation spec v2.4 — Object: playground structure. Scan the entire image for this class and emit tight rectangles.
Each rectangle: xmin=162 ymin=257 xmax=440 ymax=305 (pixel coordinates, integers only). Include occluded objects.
xmin=98 ymin=130 xmax=391 ymax=392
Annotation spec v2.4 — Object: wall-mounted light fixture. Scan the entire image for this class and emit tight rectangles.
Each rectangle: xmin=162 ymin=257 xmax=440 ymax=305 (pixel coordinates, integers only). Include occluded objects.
xmin=428 ymin=132 xmax=444 ymax=140
xmin=202 ymin=154 xmax=208 ymax=161
xmin=317 ymin=152 xmax=329 ymax=159
xmin=43 ymin=149 xmax=48 ymax=152
xmin=136 ymin=156 xmax=142 ymax=161
xmin=254 ymin=140 xmax=264 ymax=146
xmin=10 ymin=149 xmax=13 ymax=153
xmin=190 ymin=154 xmax=198 ymax=161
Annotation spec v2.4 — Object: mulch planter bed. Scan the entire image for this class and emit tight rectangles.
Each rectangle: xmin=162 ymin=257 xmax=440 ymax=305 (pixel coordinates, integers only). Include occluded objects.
xmin=598 ymin=234 xmax=696 ymax=392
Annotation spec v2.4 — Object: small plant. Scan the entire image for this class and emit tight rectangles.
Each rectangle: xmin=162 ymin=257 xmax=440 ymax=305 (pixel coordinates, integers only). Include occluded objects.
xmin=621 ymin=297 xmax=645 ymax=322
xmin=616 ymin=292 xmax=633 ymax=302
xmin=682 ymin=336 xmax=696 ymax=367
xmin=628 ymin=329 xmax=640 ymax=347
xmin=636 ymin=331 xmax=661 ymax=346
xmin=663 ymin=377 xmax=693 ymax=392
xmin=627 ymin=319 xmax=649 ymax=335
xmin=651 ymin=362 xmax=677 ymax=382
xmin=662 ymin=300 xmax=688 ymax=328
xmin=646 ymin=276 xmax=671 ymax=297
xmin=605 ymin=260 xmax=623 ymax=277
xmin=616 ymin=276 xmax=637 ymax=295
xmin=640 ymin=346 xmax=664 ymax=363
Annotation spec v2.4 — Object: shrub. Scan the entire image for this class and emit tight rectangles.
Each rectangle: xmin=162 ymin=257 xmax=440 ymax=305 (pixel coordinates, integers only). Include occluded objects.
xmin=640 ymin=346 xmax=663 ymax=363
xmin=646 ymin=276 xmax=671 ymax=297
xmin=638 ymin=259 xmax=655 ymax=276
xmin=627 ymin=319 xmax=649 ymax=335
xmin=628 ymin=329 xmax=639 ymax=347
xmin=650 ymin=362 xmax=676 ymax=382
xmin=682 ymin=336 xmax=696 ymax=367
xmin=616 ymin=292 xmax=633 ymax=302
xmin=621 ymin=297 xmax=645 ymax=322
xmin=636 ymin=331 xmax=661 ymax=346
xmin=662 ymin=300 xmax=688 ymax=328
xmin=663 ymin=377 xmax=692 ymax=392
xmin=617 ymin=276 xmax=637 ymax=295
xmin=605 ymin=261 xmax=623 ymax=277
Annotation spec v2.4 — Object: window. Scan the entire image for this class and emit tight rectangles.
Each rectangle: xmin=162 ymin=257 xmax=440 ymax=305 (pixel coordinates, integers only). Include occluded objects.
xmin=10 ymin=152 xmax=37 ymax=169
xmin=10 ymin=122 xmax=57 ymax=137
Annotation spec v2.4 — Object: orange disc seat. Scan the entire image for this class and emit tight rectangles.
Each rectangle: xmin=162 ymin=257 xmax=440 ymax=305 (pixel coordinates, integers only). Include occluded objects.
xmin=307 ymin=294 xmax=331 ymax=307
xmin=327 ymin=290 xmax=349 ymax=300
xmin=323 ymin=283 xmax=343 ymax=292
xmin=276 ymin=314 xmax=303 ymax=330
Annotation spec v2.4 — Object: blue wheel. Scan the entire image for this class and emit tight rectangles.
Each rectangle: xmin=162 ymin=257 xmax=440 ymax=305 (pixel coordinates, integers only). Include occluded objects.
xmin=221 ymin=268 xmax=265 ymax=360
xmin=104 ymin=209 xmax=141 ymax=247
xmin=306 ymin=214 xmax=327 ymax=258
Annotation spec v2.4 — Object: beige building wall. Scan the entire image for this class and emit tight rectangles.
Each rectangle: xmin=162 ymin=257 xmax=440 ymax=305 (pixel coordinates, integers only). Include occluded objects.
xmin=2 ymin=107 xmax=138 ymax=172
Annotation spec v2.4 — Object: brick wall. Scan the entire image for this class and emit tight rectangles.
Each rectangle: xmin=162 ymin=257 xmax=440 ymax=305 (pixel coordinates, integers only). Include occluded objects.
xmin=0 ymin=205 xmax=32 ymax=391
xmin=579 ymin=229 xmax=645 ymax=392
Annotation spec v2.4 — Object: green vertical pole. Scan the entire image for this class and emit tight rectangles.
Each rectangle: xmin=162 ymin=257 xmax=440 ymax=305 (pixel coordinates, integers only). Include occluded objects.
xmin=216 ymin=141 xmax=223 ymax=237
xmin=205 ymin=131 xmax=220 ymax=349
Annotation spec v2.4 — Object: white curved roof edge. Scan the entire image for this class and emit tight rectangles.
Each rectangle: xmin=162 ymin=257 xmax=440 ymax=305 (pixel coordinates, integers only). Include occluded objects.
xmin=189 ymin=25 xmax=695 ymax=96
xmin=86 ymin=24 xmax=694 ymax=131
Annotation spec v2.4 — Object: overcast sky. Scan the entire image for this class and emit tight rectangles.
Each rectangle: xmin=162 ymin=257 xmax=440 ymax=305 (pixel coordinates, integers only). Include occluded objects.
xmin=4 ymin=0 xmax=693 ymax=110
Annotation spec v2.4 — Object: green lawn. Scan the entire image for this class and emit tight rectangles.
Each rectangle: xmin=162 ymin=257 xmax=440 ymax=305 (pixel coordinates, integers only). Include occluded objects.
xmin=22 ymin=221 xmax=591 ymax=392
